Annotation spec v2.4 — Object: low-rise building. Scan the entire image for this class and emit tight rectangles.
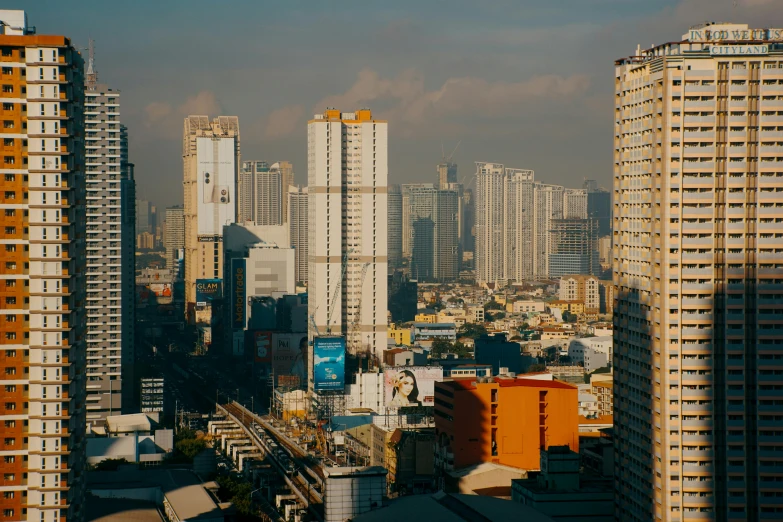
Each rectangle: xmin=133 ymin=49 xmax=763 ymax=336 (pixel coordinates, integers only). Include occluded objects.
xmin=512 ymin=300 xmax=546 ymax=314
xmin=567 ymin=336 xmax=612 ymax=373
xmin=412 ymin=322 xmax=457 ymax=342
xmin=511 ymin=446 xmax=613 ymax=521
xmin=539 ymin=327 xmax=576 ymax=341
xmin=591 ymin=380 xmax=613 ymax=416
xmin=434 ymin=376 xmax=579 ymax=474
xmin=415 ymin=313 xmax=438 ymax=323
xmin=466 ymin=306 xmax=485 ymax=324
xmin=388 ymin=325 xmax=412 ymax=346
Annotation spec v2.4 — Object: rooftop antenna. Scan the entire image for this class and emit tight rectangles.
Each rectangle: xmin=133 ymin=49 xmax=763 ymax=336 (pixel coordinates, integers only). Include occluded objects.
xmin=85 ymin=38 xmax=97 ymax=89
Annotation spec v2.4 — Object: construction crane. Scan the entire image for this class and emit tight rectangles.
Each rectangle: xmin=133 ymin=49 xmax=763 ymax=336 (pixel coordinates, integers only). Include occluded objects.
xmin=349 ymin=263 xmax=371 ymax=354
xmin=325 ymin=248 xmax=353 ymax=335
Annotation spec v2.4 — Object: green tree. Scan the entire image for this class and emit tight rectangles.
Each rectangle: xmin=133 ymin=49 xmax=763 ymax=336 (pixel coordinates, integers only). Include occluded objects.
xmin=92 ymin=458 xmax=129 ymax=471
xmin=458 ymin=323 xmax=488 ymax=339
xmin=484 ymin=300 xmax=504 ymax=311
xmin=431 ymin=338 xmax=454 ymax=358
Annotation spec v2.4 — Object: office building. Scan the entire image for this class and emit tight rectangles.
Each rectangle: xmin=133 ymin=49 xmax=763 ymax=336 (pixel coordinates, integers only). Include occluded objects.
xmin=563 ymin=188 xmax=588 ymax=219
xmin=164 ymin=205 xmax=184 ymax=273
xmin=223 ymin=223 xmax=295 ymax=357
xmin=547 ymin=218 xmax=599 ymax=278
xmin=288 ymin=185 xmax=308 ymax=284
xmin=140 ymin=376 xmax=165 ymax=415
xmin=387 ymin=184 xmax=402 ymax=270
xmin=437 ymin=160 xmax=458 ymax=189
xmin=461 ymin=187 xmax=475 ymax=256
xmin=136 ymin=198 xmax=150 ymax=235
xmin=182 ymin=115 xmax=240 ymax=322
xmin=388 ymin=270 xmax=417 ymax=323
xmin=434 ymin=377 xmax=578 ymax=474
xmin=583 ymin=180 xmax=611 ymax=237
xmin=403 ymin=184 xmax=458 ymax=282
xmin=239 ymin=160 xmax=290 ymax=226
xmin=614 ymin=23 xmax=783 ymax=520
xmin=307 ymin=109 xmax=387 ymax=358
xmin=0 ymin=11 xmax=87 ymax=520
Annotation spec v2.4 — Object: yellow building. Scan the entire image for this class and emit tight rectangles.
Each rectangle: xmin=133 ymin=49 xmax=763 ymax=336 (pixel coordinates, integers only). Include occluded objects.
xmin=388 ymin=326 xmax=412 ymax=346
xmin=415 ymin=313 xmax=437 ymax=324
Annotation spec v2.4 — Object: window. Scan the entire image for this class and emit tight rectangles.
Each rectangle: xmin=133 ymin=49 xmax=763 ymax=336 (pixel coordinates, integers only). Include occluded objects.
xmin=5 ymin=332 xmax=15 ymax=340
xmin=5 ymin=262 xmax=15 ymax=270
xmin=1 ymin=85 xmax=12 ymax=93
xmin=1 ymin=48 xmax=11 ymax=58
xmin=4 ymin=367 xmax=15 ymax=375
xmin=3 ymin=192 xmax=14 ymax=200
xmin=3 ymin=156 xmax=14 ymax=164
xmin=2 ymin=121 xmax=12 ymax=129
xmin=1 ymin=67 xmax=11 ymax=75
xmin=3 ymin=456 xmax=13 ymax=463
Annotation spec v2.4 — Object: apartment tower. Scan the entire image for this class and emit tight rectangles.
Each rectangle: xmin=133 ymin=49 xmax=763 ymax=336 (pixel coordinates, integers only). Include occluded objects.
xmin=84 ymin=43 xmax=135 ymax=423
xmin=164 ymin=205 xmax=184 ymax=274
xmin=614 ymin=23 xmax=783 ymax=520
xmin=0 ymin=10 xmax=87 ymax=520
xmin=475 ymin=163 xmax=536 ymax=284
xmin=387 ymin=184 xmax=402 ymax=270
xmin=183 ymin=115 xmax=239 ymax=322
xmin=307 ymin=108 xmax=387 ymax=359
xmin=288 ymin=185 xmax=308 ymax=284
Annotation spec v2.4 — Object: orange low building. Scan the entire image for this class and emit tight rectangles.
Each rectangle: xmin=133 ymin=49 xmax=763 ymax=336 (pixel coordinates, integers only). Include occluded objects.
xmin=434 ymin=376 xmax=579 ymax=473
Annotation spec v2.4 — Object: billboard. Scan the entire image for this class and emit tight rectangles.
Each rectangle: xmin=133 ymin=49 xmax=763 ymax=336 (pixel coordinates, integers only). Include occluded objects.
xmin=384 ymin=366 xmax=443 ymax=407
xmin=195 ymin=279 xmax=222 ymax=304
xmin=313 ymin=337 xmax=346 ymax=392
xmin=271 ymin=333 xmax=308 ymax=382
xmin=231 ymin=258 xmax=246 ymax=329
xmin=251 ymin=331 xmax=272 ymax=363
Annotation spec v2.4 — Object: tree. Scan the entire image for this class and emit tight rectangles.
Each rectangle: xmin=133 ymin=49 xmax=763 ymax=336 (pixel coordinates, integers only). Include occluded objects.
xmin=431 ymin=338 xmax=453 ymax=358
xmin=484 ymin=300 xmax=504 ymax=311
xmin=528 ymin=363 xmax=546 ymax=373
xmin=458 ymin=323 xmax=488 ymax=339
xmin=562 ymin=311 xmax=574 ymax=323
xmin=91 ymin=458 xmax=129 ymax=471
xmin=174 ymin=428 xmax=207 ymax=461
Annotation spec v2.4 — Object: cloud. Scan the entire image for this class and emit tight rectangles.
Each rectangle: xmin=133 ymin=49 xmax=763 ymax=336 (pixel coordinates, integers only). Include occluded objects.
xmin=310 ymin=68 xmax=590 ymax=137
xmin=263 ymin=104 xmax=305 ymax=139
xmin=142 ymin=90 xmax=223 ymax=138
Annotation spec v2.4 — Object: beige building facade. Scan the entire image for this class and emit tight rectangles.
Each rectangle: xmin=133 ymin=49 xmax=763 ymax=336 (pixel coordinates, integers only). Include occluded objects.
xmin=183 ymin=116 xmax=240 ymax=322
xmin=614 ymin=23 xmax=783 ymax=521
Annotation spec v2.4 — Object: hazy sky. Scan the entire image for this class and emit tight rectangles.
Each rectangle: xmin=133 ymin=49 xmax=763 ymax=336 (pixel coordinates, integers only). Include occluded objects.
xmin=9 ymin=0 xmax=781 ymax=210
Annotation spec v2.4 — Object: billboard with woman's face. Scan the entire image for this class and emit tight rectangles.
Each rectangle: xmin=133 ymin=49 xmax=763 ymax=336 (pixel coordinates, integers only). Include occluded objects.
xmin=384 ymin=366 xmax=443 ymax=407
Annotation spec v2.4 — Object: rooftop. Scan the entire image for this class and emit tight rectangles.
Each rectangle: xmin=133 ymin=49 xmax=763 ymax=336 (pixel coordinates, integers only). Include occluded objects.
xmin=323 ymin=465 xmax=388 ymax=478
xmin=437 ymin=377 xmax=576 ymax=392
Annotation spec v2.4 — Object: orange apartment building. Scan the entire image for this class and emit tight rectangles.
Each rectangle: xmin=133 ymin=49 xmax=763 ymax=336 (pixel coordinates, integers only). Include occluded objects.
xmin=0 ymin=11 xmax=87 ymax=522
xmin=434 ymin=376 xmax=578 ymax=474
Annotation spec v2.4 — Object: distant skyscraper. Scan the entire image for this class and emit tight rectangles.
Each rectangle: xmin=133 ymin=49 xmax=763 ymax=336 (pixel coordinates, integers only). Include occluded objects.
xmin=461 ymin=187 xmax=475 ymax=255
xmin=546 ymin=218 xmax=599 ymax=278
xmin=402 ymin=184 xmax=458 ymax=282
xmin=614 ymin=23 xmax=783 ymax=520
xmin=288 ymin=185 xmax=308 ymax=284
xmin=475 ymin=163 xmax=536 ymax=284
xmin=183 ymin=116 xmax=240 ymax=322
xmin=165 ymin=206 xmax=185 ymax=273
xmin=136 ymin=198 xmax=151 ymax=234
xmin=388 ymin=184 xmax=403 ymax=270
xmin=532 ymin=183 xmax=564 ymax=279
xmin=437 ymin=160 xmax=458 ymax=189
xmin=0 ymin=11 xmax=88 ymax=520
xmin=563 ymin=188 xmax=588 ymax=219
xmin=239 ymin=160 xmax=292 ymax=226
xmin=308 ymin=109 xmax=387 ymax=359
xmin=84 ymin=45 xmax=136 ymax=423
xmin=278 ymin=160 xmax=294 ymax=221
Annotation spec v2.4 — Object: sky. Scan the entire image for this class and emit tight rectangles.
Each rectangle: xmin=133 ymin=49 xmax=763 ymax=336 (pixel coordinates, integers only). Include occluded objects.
xmin=8 ymin=0 xmax=781 ymax=210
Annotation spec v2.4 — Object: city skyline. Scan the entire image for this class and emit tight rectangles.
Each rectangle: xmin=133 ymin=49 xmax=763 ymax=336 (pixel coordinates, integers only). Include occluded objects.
xmin=5 ymin=1 xmax=780 ymax=211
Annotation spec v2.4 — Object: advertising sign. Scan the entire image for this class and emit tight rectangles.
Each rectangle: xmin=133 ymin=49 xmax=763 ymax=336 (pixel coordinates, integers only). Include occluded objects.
xmin=231 ymin=258 xmax=246 ymax=329
xmin=313 ymin=337 xmax=346 ymax=392
xmin=384 ymin=366 xmax=443 ymax=407
xmin=195 ymin=279 xmax=222 ymax=305
xmin=271 ymin=333 xmax=308 ymax=382
xmin=251 ymin=331 xmax=272 ymax=363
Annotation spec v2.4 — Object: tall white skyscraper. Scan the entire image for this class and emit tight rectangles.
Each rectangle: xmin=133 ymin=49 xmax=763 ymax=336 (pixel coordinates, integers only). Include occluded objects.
xmin=84 ymin=46 xmax=135 ymax=422
xmin=563 ymin=188 xmax=588 ymax=219
xmin=475 ymin=163 xmax=536 ymax=284
xmin=183 ymin=116 xmax=240 ymax=322
xmin=614 ymin=23 xmax=783 ymax=520
xmin=164 ymin=205 xmax=184 ymax=273
xmin=307 ymin=109 xmax=388 ymax=359
xmin=288 ymin=185 xmax=308 ymax=284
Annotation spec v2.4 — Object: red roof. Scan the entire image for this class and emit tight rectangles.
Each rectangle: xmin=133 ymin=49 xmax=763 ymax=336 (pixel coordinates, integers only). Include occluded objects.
xmin=436 ymin=377 xmax=576 ymax=391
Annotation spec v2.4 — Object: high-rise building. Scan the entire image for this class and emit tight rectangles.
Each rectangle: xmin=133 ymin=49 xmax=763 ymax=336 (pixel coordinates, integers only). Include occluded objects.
xmin=563 ymin=188 xmax=588 ymax=219
xmin=0 ymin=11 xmax=88 ymax=520
xmin=547 ymin=218 xmax=599 ymax=278
xmin=183 ymin=115 xmax=240 ymax=322
xmin=461 ymin=187 xmax=475 ymax=255
xmin=584 ymin=179 xmax=612 ymax=237
xmin=288 ymin=185 xmax=308 ymax=284
xmin=84 ymin=52 xmax=136 ymax=422
xmin=475 ymin=163 xmax=537 ymax=285
xmin=532 ymin=183 xmax=564 ymax=279
xmin=308 ymin=109 xmax=387 ymax=359
xmin=278 ymin=160 xmax=294 ymax=221
xmin=402 ymin=184 xmax=458 ymax=282
xmin=164 ymin=205 xmax=184 ymax=273
xmin=614 ymin=23 xmax=783 ymax=520
xmin=437 ymin=160 xmax=457 ymax=189
xmin=387 ymin=184 xmax=402 ymax=270
xmin=135 ymin=198 xmax=150 ymax=234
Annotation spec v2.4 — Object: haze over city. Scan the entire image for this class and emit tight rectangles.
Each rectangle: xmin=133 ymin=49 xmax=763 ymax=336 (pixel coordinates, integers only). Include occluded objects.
xmin=6 ymin=0 xmax=779 ymax=209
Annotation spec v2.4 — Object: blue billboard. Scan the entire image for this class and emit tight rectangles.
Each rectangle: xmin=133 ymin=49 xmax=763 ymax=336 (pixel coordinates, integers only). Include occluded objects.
xmin=313 ymin=336 xmax=346 ymax=392
xmin=231 ymin=258 xmax=246 ymax=329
